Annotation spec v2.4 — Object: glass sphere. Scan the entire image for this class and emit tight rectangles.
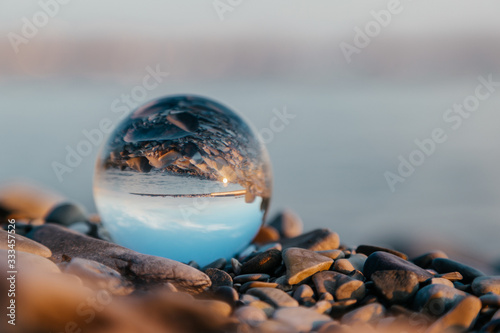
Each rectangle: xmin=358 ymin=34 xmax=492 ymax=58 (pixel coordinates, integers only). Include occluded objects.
xmin=93 ymin=95 xmax=272 ymax=265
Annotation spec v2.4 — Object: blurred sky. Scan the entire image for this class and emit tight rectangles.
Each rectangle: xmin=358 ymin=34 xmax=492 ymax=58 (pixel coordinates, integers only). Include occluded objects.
xmin=1 ymin=1 xmax=500 ymax=266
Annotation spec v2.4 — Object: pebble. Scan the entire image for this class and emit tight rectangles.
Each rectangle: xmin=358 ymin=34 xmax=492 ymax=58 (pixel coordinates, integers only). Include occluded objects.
xmin=341 ymin=303 xmax=385 ymax=325
xmin=313 ymin=271 xmax=366 ymax=301
xmin=231 ymin=258 xmax=242 ymax=275
xmin=293 ymin=284 xmax=315 ymax=300
xmin=234 ymin=273 xmax=270 ymax=284
xmin=283 ymin=247 xmax=333 ymax=285
xmin=413 ymin=284 xmax=467 ymax=316
xmin=27 ymin=224 xmax=211 ymax=294
xmin=205 ymin=268 xmax=233 ymax=288
xmin=241 ymin=249 xmax=282 ymax=275
xmin=268 ymin=209 xmax=304 ymax=239
xmin=255 ymin=319 xmax=298 ymax=333
xmin=0 ymin=229 xmax=52 ymax=257
xmin=247 ymin=287 xmax=299 ymax=308
xmin=334 ymin=259 xmax=355 ymax=274
xmin=480 ymin=294 xmax=500 ymax=307
xmin=125 ymin=156 xmax=152 ymax=172
xmin=238 ymin=244 xmax=258 ymax=262
xmin=240 ymin=281 xmax=279 ymax=293
xmin=253 ymin=226 xmax=281 ymax=245
xmin=212 ymin=286 xmax=239 ymax=307
xmin=435 ymin=271 xmax=464 ymax=281
xmin=347 ymin=254 xmax=368 ymax=272
xmin=45 ymin=202 xmax=88 ymax=226
xmin=348 ymin=270 xmax=365 ymax=282
xmin=63 ymin=257 xmax=133 ymax=295
xmin=363 ymin=251 xmax=433 ymax=283
xmin=314 ymin=300 xmax=333 ymax=314
xmin=431 ymin=258 xmax=484 ymax=283
xmin=356 ymin=245 xmax=408 ymax=260
xmin=281 ymin=229 xmax=340 ymax=251
xmin=317 ymin=249 xmax=345 ymax=260
xmin=234 ymin=306 xmax=268 ymax=326
xmin=273 ymin=307 xmax=333 ymax=332
xmin=203 ymin=258 xmax=227 ymax=271
xmin=472 ymin=276 xmax=500 ymax=296
xmin=425 ymin=296 xmax=481 ymax=333
xmin=331 ymin=299 xmax=358 ymax=313
xmin=371 ymin=270 xmax=419 ymax=304
xmin=412 ymin=250 xmax=448 ymax=268
xmin=427 ymin=277 xmax=455 ymax=288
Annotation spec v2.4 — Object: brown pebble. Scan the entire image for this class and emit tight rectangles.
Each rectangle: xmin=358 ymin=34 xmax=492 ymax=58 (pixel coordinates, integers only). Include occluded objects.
xmin=253 ymin=226 xmax=280 ymax=245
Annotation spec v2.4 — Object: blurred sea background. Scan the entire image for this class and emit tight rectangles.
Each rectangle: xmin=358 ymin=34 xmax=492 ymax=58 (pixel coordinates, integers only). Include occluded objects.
xmin=1 ymin=1 xmax=499 ymax=267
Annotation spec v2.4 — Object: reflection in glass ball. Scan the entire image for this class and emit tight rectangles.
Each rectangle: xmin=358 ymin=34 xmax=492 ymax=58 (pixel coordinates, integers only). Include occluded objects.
xmin=93 ymin=95 xmax=272 ymax=265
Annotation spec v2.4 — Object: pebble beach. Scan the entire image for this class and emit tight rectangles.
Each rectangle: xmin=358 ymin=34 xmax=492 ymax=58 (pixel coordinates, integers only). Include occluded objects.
xmin=1 ymin=194 xmax=499 ymax=333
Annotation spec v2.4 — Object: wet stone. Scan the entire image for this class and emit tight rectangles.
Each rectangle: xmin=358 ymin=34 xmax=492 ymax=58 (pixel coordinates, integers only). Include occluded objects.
xmin=364 ymin=251 xmax=433 ymax=283
xmin=206 ymin=268 xmax=233 ymax=288
xmin=273 ymin=307 xmax=333 ymax=332
xmin=472 ymin=276 xmax=500 ymax=296
xmin=281 ymin=229 xmax=340 ymax=251
xmin=371 ymin=270 xmax=419 ymax=304
xmin=356 ymin=245 xmax=408 ymax=260
xmin=234 ymin=273 xmax=270 ymax=284
xmin=313 ymin=271 xmax=366 ymax=301
xmin=283 ymin=247 xmax=333 ymax=285
xmin=247 ymin=287 xmax=299 ymax=308
xmin=240 ymin=249 xmax=282 ymax=275
xmin=431 ymin=258 xmax=484 ymax=283
xmin=268 ymin=209 xmax=304 ymax=239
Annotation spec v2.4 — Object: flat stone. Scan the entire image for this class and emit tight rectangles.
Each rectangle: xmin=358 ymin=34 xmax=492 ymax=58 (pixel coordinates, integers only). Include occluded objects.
xmin=281 ymin=229 xmax=340 ymax=251
xmin=27 ymin=224 xmax=211 ymax=293
xmin=472 ymin=275 xmax=500 ymax=296
xmin=240 ymin=249 xmax=282 ymax=275
xmin=371 ymin=270 xmax=419 ymax=304
xmin=283 ymin=247 xmax=333 ymax=285
xmin=431 ymin=258 xmax=484 ymax=283
xmin=240 ymin=281 xmax=279 ymax=293
xmin=253 ymin=226 xmax=280 ymax=245
xmin=427 ymin=278 xmax=454 ymax=288
xmin=356 ymin=245 xmax=408 ymax=260
xmin=317 ymin=249 xmax=345 ymax=260
xmin=425 ymin=296 xmax=481 ymax=333
xmin=62 ymin=257 xmax=133 ymax=295
xmin=234 ymin=273 xmax=270 ymax=284
xmin=341 ymin=303 xmax=385 ymax=325
xmin=480 ymin=294 xmax=500 ymax=307
xmin=364 ymin=251 xmax=433 ymax=283
xmin=45 ymin=202 xmax=88 ymax=226
xmin=0 ymin=229 xmax=52 ymax=257
xmin=435 ymin=271 xmax=463 ymax=281
xmin=247 ymin=287 xmax=299 ymax=308
xmin=413 ymin=284 xmax=467 ymax=316
xmin=412 ymin=251 xmax=448 ymax=268
xmin=313 ymin=271 xmax=366 ymax=301
xmin=273 ymin=307 xmax=332 ymax=332
xmin=334 ymin=259 xmax=355 ymax=274
xmin=206 ymin=268 xmax=233 ymax=288
xmin=234 ymin=306 xmax=268 ymax=326
xmin=268 ymin=209 xmax=304 ymax=239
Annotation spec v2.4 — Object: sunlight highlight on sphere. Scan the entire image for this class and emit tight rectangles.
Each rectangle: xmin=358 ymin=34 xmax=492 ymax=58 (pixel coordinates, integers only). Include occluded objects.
xmin=93 ymin=95 xmax=272 ymax=265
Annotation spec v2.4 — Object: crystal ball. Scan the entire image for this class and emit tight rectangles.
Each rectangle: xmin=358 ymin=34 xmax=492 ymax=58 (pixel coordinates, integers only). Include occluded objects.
xmin=93 ymin=95 xmax=272 ymax=265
